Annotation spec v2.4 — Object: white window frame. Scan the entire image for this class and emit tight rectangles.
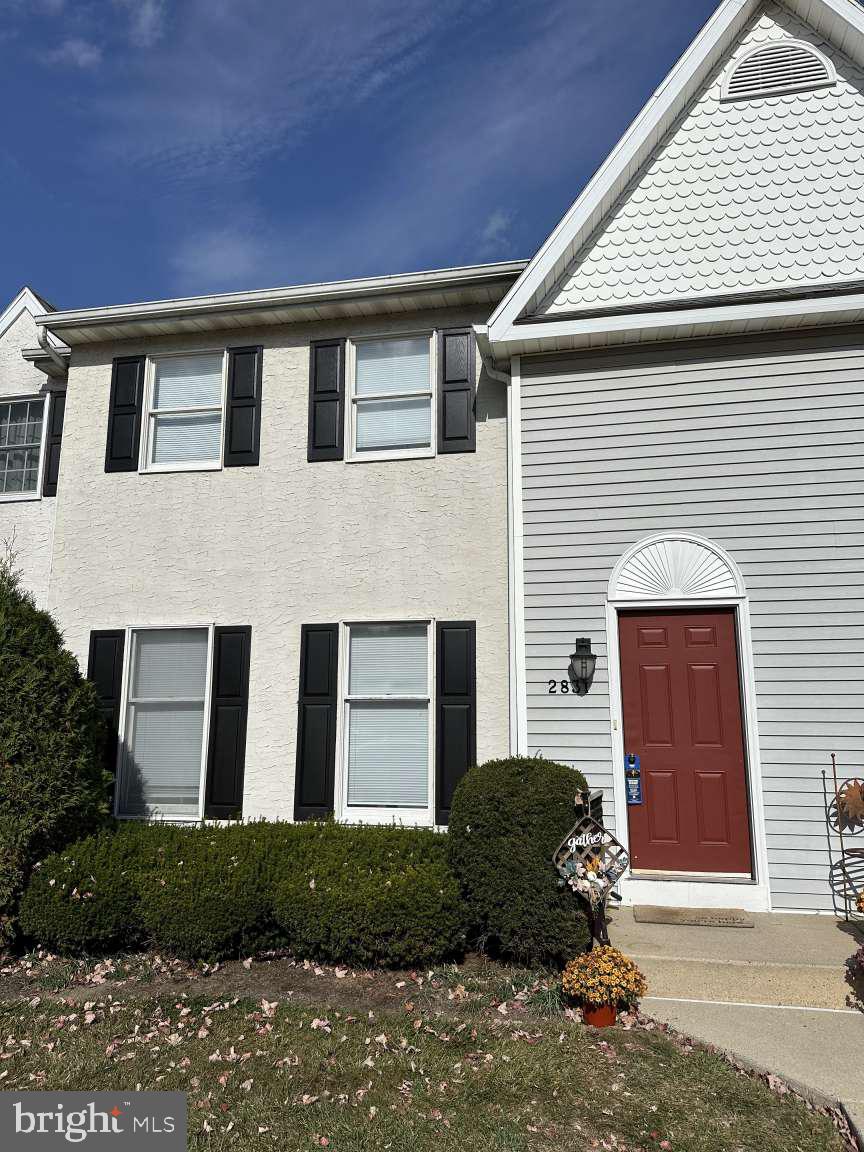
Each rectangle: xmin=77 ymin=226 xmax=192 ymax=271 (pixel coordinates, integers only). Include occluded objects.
xmin=140 ymin=349 xmax=228 ymax=474
xmin=0 ymin=393 xmax=50 ymax=503
xmin=335 ymin=619 xmax=435 ymax=826
xmin=345 ymin=331 xmax=437 ymax=463
xmin=113 ymin=623 xmax=216 ymax=823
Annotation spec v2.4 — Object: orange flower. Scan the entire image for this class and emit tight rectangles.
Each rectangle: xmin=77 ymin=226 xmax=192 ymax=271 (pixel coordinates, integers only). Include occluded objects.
xmin=561 ymin=946 xmax=647 ymax=1009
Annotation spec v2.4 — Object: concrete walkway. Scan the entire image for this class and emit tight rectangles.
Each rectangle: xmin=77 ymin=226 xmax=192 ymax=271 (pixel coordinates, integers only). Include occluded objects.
xmin=608 ymin=907 xmax=864 ymax=1137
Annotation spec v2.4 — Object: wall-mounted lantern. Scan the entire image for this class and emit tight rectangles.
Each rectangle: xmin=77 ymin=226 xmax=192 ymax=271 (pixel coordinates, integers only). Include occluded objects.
xmin=568 ymin=638 xmax=597 ymax=697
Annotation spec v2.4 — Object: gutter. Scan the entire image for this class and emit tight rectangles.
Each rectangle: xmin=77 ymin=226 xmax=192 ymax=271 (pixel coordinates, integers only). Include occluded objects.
xmin=473 ymin=324 xmax=511 ymax=384
xmin=32 ymin=328 xmax=70 ymax=379
xmin=35 ymin=261 xmax=529 ymax=336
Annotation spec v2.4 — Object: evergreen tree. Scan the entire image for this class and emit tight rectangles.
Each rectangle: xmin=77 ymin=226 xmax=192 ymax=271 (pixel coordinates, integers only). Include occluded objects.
xmin=0 ymin=549 xmax=110 ymax=942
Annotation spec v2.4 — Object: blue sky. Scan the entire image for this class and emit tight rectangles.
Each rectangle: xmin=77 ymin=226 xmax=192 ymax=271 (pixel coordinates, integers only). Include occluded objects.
xmin=0 ymin=0 xmax=722 ymax=308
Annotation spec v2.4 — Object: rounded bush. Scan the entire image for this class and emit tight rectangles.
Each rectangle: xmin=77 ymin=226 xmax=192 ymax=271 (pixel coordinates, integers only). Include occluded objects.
xmin=448 ymin=756 xmax=591 ymax=966
xmin=19 ymin=823 xmax=187 ymax=953
xmin=0 ymin=557 xmax=110 ymax=941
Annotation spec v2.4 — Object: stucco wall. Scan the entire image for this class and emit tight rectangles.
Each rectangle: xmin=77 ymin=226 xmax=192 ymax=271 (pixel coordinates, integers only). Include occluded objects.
xmin=48 ymin=304 xmax=510 ymax=820
xmin=0 ymin=307 xmax=57 ymax=604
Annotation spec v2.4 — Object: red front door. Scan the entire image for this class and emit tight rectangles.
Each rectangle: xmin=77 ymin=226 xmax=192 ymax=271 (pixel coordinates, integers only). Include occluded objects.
xmin=619 ymin=609 xmax=753 ymax=875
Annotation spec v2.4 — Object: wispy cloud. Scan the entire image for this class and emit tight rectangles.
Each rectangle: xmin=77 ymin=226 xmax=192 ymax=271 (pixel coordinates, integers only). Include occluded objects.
xmin=478 ymin=209 xmax=516 ymax=258
xmin=113 ymin=0 xmax=167 ymax=49
xmin=42 ymin=37 xmax=102 ymax=69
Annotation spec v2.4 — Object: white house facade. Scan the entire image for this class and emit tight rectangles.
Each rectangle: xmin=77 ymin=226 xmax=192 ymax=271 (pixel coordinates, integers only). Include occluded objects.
xmin=486 ymin=0 xmax=864 ymax=914
xmin=3 ymin=0 xmax=864 ymax=916
xmin=2 ymin=264 xmax=522 ymax=829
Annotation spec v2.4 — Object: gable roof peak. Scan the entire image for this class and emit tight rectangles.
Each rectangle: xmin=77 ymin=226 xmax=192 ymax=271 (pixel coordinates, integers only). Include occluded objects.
xmin=488 ymin=0 xmax=864 ymax=349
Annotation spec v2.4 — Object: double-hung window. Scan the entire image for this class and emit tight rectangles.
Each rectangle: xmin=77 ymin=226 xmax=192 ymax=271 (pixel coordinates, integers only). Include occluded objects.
xmin=0 ymin=398 xmax=46 ymax=497
xmin=349 ymin=335 xmax=433 ymax=459
xmin=144 ymin=352 xmax=225 ymax=470
xmin=117 ymin=628 xmax=210 ymax=819
xmin=342 ymin=623 xmax=432 ymax=821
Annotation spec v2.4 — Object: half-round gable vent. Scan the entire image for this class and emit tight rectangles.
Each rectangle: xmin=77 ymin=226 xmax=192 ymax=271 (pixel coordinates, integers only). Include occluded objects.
xmin=722 ymin=40 xmax=836 ymax=102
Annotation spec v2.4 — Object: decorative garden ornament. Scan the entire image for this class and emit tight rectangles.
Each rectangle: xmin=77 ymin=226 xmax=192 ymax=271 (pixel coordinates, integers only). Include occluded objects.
xmin=552 ymin=792 xmax=629 ymax=948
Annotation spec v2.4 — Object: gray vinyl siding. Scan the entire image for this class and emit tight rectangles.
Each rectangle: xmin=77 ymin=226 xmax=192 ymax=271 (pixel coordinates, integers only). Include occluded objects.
xmin=520 ymin=328 xmax=864 ymax=912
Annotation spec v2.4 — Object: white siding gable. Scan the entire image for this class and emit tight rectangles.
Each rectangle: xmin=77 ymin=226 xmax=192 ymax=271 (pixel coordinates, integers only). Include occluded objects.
xmin=538 ymin=2 xmax=864 ymax=316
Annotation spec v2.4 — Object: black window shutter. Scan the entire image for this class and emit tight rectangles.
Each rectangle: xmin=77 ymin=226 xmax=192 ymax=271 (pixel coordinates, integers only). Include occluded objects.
xmin=105 ymin=356 xmax=144 ymax=472
xmin=294 ymin=623 xmax=339 ymax=819
xmin=204 ymin=626 xmax=252 ymax=819
xmin=87 ymin=630 xmax=125 ymax=778
xmin=437 ymin=330 xmax=476 ymax=454
xmin=42 ymin=390 xmax=66 ymax=497
xmin=435 ymin=621 xmax=476 ymax=825
xmin=224 ymin=346 xmax=263 ymax=467
xmin=307 ymin=340 xmax=345 ymax=461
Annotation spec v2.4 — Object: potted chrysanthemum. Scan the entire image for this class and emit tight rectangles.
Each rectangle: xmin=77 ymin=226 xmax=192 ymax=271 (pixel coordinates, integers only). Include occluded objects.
xmin=561 ymin=945 xmax=647 ymax=1027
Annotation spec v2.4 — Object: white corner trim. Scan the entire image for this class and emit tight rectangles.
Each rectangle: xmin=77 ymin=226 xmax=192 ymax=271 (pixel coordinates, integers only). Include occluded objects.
xmin=605 ymin=532 xmax=771 ymax=914
xmin=507 ymin=356 xmax=528 ymax=755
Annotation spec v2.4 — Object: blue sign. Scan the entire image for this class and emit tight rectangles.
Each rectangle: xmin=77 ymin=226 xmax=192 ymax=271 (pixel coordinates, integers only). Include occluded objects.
xmin=625 ymin=753 xmax=643 ymax=805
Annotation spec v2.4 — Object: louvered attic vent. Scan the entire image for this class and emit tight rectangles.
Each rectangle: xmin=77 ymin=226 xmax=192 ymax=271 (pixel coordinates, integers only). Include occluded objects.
xmin=722 ymin=40 xmax=836 ymax=102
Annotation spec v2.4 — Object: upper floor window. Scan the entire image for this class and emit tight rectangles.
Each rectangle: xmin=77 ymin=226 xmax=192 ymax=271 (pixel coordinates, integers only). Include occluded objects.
xmin=0 ymin=398 xmax=45 ymax=497
xmin=143 ymin=352 xmax=226 ymax=471
xmin=349 ymin=335 xmax=433 ymax=460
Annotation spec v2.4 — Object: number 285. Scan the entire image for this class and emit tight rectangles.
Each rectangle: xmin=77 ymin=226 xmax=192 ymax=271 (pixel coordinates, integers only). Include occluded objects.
xmin=547 ymin=680 xmax=572 ymax=694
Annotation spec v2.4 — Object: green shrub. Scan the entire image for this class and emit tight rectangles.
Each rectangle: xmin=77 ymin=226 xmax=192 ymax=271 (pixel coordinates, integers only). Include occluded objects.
xmin=0 ymin=554 xmax=110 ymax=942
xmin=22 ymin=820 xmax=468 ymax=966
xmin=272 ymin=824 xmax=466 ymax=967
xmin=19 ymin=823 xmax=188 ymax=953
xmin=448 ymin=756 xmax=591 ymax=966
xmin=137 ymin=823 xmax=283 ymax=960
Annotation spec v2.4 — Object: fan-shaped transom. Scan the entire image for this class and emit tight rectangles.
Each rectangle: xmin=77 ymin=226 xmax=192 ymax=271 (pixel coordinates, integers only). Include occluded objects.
xmin=609 ymin=535 xmax=743 ymax=602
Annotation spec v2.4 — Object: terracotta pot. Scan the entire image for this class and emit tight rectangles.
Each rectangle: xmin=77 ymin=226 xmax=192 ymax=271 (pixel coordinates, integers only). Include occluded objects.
xmin=582 ymin=1003 xmax=617 ymax=1028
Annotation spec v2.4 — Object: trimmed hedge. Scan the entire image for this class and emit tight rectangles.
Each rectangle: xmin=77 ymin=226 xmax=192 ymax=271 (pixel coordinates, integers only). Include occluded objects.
xmin=271 ymin=823 xmax=466 ymax=967
xmin=21 ymin=821 xmax=467 ymax=965
xmin=448 ymin=756 xmax=591 ymax=966
xmin=19 ymin=823 xmax=188 ymax=954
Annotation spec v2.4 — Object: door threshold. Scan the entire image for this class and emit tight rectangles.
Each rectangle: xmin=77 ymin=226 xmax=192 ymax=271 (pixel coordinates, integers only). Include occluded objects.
xmin=630 ymin=869 xmax=755 ymax=884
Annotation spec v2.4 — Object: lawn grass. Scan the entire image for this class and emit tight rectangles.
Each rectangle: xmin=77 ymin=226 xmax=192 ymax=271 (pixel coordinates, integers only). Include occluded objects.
xmin=0 ymin=993 xmax=846 ymax=1152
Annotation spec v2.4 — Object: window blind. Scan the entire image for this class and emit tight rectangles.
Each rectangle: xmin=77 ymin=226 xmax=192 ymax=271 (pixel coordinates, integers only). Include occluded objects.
xmin=346 ymin=624 xmax=429 ymax=809
xmin=120 ymin=629 xmax=208 ymax=818
xmin=347 ymin=704 xmax=428 ymax=807
xmin=354 ymin=337 xmax=431 ymax=453
xmin=356 ymin=398 xmax=431 ymax=451
xmin=152 ymin=412 xmax=222 ymax=464
xmin=349 ymin=625 xmax=428 ymax=695
xmin=355 ymin=337 xmax=429 ymax=396
xmin=153 ymin=354 xmax=223 ymax=408
xmin=150 ymin=353 xmax=223 ymax=466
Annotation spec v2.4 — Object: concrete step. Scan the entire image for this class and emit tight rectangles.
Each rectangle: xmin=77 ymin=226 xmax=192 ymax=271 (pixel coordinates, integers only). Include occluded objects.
xmin=633 ymin=953 xmax=850 ymax=1010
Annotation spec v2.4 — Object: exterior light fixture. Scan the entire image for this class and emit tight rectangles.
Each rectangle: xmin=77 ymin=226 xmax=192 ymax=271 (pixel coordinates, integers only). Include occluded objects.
xmin=568 ymin=638 xmax=596 ymax=697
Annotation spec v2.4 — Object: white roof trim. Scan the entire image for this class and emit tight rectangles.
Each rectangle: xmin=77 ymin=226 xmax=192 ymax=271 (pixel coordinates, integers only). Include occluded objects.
xmin=0 ymin=287 xmax=54 ymax=342
xmin=490 ymin=287 xmax=864 ymax=352
xmin=36 ymin=261 xmax=528 ymax=335
xmin=487 ymin=0 xmax=864 ymax=350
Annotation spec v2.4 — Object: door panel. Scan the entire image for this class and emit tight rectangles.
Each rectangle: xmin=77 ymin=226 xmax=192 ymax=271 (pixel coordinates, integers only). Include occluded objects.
xmin=620 ymin=608 xmax=753 ymax=875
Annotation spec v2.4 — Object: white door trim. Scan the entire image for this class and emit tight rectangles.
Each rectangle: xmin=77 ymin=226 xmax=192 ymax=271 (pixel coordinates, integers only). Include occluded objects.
xmin=605 ymin=533 xmax=771 ymax=913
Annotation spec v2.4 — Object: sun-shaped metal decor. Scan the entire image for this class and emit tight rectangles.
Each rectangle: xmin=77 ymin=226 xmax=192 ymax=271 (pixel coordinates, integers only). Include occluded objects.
xmin=552 ymin=810 xmax=629 ymax=948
